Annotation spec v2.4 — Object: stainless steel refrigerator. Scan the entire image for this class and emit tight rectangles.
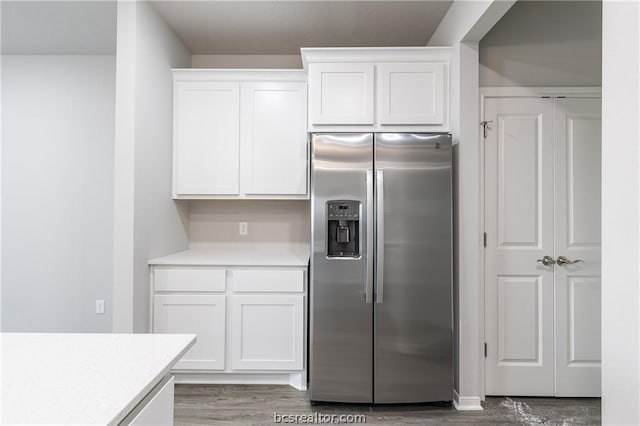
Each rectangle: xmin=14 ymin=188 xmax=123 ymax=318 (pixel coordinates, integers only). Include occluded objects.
xmin=309 ymin=133 xmax=453 ymax=404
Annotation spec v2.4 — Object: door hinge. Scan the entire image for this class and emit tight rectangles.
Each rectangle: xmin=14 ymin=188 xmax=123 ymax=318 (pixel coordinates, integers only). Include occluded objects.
xmin=484 ymin=343 xmax=488 ymax=358
xmin=483 ymin=232 xmax=487 ymax=248
xmin=480 ymin=121 xmax=493 ymax=138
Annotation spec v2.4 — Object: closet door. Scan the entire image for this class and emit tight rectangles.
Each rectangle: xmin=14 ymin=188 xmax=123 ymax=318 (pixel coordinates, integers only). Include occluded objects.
xmin=484 ymin=97 xmax=556 ymax=396
xmin=554 ymin=98 xmax=602 ymax=397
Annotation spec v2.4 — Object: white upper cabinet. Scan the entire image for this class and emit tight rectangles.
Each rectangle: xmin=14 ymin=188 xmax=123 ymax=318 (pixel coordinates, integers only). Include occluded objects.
xmin=172 ymin=70 xmax=308 ymax=200
xmin=302 ymin=47 xmax=450 ymax=131
xmin=174 ymin=82 xmax=240 ymax=196
xmin=377 ymin=62 xmax=445 ymax=125
xmin=309 ymin=63 xmax=374 ymax=125
xmin=241 ymin=82 xmax=308 ymax=195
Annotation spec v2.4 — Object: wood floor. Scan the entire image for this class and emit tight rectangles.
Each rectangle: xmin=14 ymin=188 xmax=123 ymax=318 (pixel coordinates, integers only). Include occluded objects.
xmin=174 ymin=384 xmax=601 ymax=425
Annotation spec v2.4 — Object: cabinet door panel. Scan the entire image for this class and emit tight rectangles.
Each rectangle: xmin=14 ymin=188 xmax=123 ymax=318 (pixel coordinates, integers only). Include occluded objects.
xmin=174 ymin=82 xmax=239 ymax=196
xmin=153 ymin=294 xmax=226 ymax=370
xmin=377 ymin=62 xmax=445 ymax=125
xmin=231 ymin=295 xmax=303 ymax=370
xmin=309 ymin=63 xmax=374 ymax=125
xmin=241 ymin=83 xmax=307 ymax=195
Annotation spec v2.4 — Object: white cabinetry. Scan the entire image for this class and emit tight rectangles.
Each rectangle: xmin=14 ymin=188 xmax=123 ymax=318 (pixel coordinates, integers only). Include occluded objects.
xmin=150 ymin=261 xmax=307 ymax=389
xmin=376 ymin=62 xmax=445 ymax=125
xmin=172 ymin=70 xmax=308 ymax=199
xmin=174 ymin=82 xmax=240 ymax=195
xmin=309 ymin=63 xmax=374 ymax=125
xmin=231 ymin=295 xmax=304 ymax=370
xmin=303 ymin=47 xmax=450 ymax=131
xmin=154 ymin=293 xmax=226 ymax=370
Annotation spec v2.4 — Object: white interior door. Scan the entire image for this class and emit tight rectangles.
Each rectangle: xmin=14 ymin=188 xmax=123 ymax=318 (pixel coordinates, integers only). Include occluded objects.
xmin=485 ymin=95 xmax=602 ymax=397
xmin=554 ymin=98 xmax=602 ymax=396
xmin=484 ymin=97 xmax=556 ymax=396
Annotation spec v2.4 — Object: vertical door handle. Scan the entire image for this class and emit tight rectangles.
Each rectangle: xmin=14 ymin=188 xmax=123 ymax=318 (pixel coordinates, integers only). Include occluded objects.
xmin=365 ymin=169 xmax=374 ymax=303
xmin=376 ymin=170 xmax=384 ymax=303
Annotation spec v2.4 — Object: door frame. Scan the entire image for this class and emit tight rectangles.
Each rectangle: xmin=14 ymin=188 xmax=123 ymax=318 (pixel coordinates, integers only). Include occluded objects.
xmin=479 ymin=86 xmax=602 ymax=398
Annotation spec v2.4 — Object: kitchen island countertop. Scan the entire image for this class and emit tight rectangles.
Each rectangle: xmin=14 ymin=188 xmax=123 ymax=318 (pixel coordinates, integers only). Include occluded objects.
xmin=1 ymin=332 xmax=195 ymax=425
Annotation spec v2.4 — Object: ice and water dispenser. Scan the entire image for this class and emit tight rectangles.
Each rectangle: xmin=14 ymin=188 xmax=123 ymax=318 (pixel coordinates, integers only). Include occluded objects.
xmin=326 ymin=201 xmax=360 ymax=258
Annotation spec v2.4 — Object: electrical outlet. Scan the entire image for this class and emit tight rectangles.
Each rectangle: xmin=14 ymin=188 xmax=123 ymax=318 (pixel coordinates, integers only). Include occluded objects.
xmin=96 ymin=300 xmax=105 ymax=314
xmin=239 ymin=222 xmax=248 ymax=236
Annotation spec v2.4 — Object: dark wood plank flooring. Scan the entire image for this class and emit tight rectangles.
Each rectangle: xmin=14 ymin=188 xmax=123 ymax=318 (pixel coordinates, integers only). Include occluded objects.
xmin=175 ymin=384 xmax=600 ymax=425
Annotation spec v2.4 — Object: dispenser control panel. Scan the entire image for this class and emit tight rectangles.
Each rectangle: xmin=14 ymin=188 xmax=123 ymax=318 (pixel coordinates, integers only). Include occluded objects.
xmin=326 ymin=200 xmax=360 ymax=258
xmin=327 ymin=202 xmax=359 ymax=220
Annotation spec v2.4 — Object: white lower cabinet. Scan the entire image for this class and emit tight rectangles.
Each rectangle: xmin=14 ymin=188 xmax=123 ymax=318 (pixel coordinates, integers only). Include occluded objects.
xmin=231 ymin=295 xmax=304 ymax=370
xmin=150 ymin=264 xmax=307 ymax=388
xmin=153 ymin=294 xmax=226 ymax=370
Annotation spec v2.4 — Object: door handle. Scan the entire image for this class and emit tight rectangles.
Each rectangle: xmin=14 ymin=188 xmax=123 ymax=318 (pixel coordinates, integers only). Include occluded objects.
xmin=365 ymin=169 xmax=374 ymax=303
xmin=556 ymin=256 xmax=583 ymax=266
xmin=375 ymin=170 xmax=384 ymax=304
xmin=536 ymin=255 xmax=556 ymax=266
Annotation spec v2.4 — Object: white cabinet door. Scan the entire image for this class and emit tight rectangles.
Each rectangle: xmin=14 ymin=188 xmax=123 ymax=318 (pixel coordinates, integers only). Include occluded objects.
xmin=174 ymin=82 xmax=240 ymax=197
xmin=154 ymin=294 xmax=226 ymax=370
xmin=241 ymin=83 xmax=307 ymax=195
xmin=309 ymin=63 xmax=374 ymax=125
xmin=484 ymin=97 xmax=556 ymax=396
xmin=377 ymin=62 xmax=445 ymax=125
xmin=230 ymin=295 xmax=303 ymax=370
xmin=554 ymin=98 xmax=601 ymax=397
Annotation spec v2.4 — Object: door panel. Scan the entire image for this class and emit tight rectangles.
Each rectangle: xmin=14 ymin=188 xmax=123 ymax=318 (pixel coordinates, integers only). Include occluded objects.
xmin=554 ymin=98 xmax=602 ymax=396
xmin=241 ymin=82 xmax=308 ymax=195
xmin=485 ymin=98 xmax=555 ymax=396
xmin=310 ymin=133 xmax=373 ymax=403
xmin=174 ymin=82 xmax=239 ymax=195
xmin=153 ymin=294 xmax=226 ymax=371
xmin=374 ymin=133 xmax=453 ymax=403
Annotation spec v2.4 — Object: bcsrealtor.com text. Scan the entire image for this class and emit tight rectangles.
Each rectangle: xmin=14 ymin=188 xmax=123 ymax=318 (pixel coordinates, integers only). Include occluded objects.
xmin=274 ymin=412 xmax=367 ymax=424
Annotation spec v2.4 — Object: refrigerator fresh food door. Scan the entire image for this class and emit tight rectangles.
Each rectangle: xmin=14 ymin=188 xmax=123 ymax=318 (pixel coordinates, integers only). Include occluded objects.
xmin=373 ymin=133 xmax=453 ymax=403
xmin=310 ymin=133 xmax=374 ymax=403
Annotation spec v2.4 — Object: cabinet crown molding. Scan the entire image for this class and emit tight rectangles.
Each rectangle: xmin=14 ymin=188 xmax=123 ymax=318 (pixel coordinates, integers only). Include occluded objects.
xmin=172 ymin=69 xmax=306 ymax=82
xmin=301 ymin=47 xmax=452 ymax=71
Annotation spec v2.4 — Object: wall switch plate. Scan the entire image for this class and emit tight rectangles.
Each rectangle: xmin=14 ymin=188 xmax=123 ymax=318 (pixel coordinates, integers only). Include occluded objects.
xmin=96 ymin=300 xmax=105 ymax=314
xmin=239 ymin=222 xmax=248 ymax=236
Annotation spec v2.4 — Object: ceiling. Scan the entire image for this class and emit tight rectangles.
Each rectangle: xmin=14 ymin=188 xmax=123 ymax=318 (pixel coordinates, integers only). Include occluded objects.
xmin=150 ymin=1 xmax=453 ymax=55
xmin=1 ymin=1 xmax=117 ymax=55
xmin=0 ymin=1 xmax=452 ymax=56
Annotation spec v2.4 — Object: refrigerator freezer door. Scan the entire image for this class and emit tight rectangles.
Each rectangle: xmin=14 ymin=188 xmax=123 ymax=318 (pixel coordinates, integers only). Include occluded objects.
xmin=310 ymin=133 xmax=374 ymax=403
xmin=373 ymin=133 xmax=453 ymax=403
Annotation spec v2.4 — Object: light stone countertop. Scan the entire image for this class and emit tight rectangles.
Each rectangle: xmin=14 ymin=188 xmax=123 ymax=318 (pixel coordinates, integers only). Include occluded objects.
xmin=1 ymin=332 xmax=195 ymax=425
xmin=148 ymin=243 xmax=310 ymax=267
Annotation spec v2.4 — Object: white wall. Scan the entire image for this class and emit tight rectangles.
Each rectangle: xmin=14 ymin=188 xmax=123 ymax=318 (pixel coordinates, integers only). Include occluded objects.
xmin=601 ymin=2 xmax=640 ymax=424
xmin=192 ymin=54 xmax=302 ymax=69
xmin=132 ymin=1 xmax=191 ymax=332
xmin=1 ymin=55 xmax=115 ymax=332
xmin=479 ymin=1 xmax=601 ymax=87
xmin=188 ymin=201 xmax=309 ymax=248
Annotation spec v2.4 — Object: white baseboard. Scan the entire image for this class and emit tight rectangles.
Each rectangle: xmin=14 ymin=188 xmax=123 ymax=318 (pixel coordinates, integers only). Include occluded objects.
xmin=453 ymin=389 xmax=483 ymax=411
xmin=172 ymin=372 xmax=307 ymax=391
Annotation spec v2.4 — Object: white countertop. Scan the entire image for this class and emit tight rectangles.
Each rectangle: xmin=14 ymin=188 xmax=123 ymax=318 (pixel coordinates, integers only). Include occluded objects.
xmin=1 ymin=332 xmax=195 ymax=425
xmin=148 ymin=243 xmax=310 ymax=267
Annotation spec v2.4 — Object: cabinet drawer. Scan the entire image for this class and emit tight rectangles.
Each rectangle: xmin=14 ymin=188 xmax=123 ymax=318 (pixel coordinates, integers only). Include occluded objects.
xmin=154 ymin=267 xmax=226 ymax=292
xmin=232 ymin=269 xmax=304 ymax=293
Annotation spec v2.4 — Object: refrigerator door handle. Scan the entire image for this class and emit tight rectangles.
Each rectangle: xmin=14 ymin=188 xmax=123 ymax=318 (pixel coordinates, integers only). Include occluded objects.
xmin=376 ymin=169 xmax=384 ymax=304
xmin=365 ymin=169 xmax=374 ymax=303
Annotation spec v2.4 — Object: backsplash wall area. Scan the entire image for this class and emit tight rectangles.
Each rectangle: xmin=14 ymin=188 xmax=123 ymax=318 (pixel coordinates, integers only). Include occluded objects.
xmin=188 ymin=200 xmax=310 ymax=247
